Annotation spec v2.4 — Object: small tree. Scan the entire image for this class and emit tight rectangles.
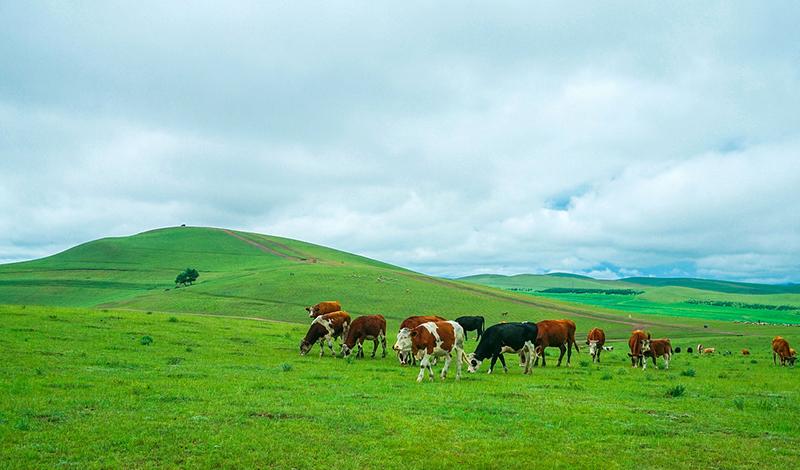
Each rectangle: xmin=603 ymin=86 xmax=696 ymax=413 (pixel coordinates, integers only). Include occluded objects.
xmin=175 ymin=268 xmax=199 ymax=287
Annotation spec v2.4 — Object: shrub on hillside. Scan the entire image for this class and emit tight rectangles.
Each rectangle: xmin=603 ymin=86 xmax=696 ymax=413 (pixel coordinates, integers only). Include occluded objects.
xmin=175 ymin=268 xmax=199 ymax=287
xmin=140 ymin=335 xmax=153 ymax=346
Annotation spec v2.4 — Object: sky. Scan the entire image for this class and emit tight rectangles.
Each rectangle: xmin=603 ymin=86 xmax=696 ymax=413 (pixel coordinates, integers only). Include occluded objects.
xmin=1 ymin=2 xmax=800 ymax=283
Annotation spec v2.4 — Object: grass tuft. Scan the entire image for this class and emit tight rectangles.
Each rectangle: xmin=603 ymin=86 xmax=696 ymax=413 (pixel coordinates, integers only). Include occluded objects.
xmin=139 ymin=335 xmax=153 ymax=346
xmin=601 ymin=373 xmax=613 ymax=380
xmin=167 ymin=316 xmax=178 ymax=323
xmin=680 ymin=368 xmax=696 ymax=377
xmin=733 ymin=398 xmax=745 ymax=410
xmin=665 ymin=384 xmax=686 ymax=398
xmin=279 ymin=363 xmax=293 ymax=372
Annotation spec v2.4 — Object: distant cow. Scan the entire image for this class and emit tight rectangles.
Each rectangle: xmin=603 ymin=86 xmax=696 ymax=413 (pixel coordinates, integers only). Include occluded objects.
xmin=741 ymin=349 xmax=750 ymax=356
xmin=342 ymin=315 xmax=387 ymax=359
xmin=696 ymin=344 xmax=703 ymax=354
xmin=674 ymin=346 xmax=682 ymax=353
xmin=687 ymin=347 xmax=693 ymax=353
xmin=586 ymin=328 xmax=606 ymax=363
xmin=394 ymin=320 xmax=465 ymax=382
xmin=532 ymin=319 xmax=580 ymax=367
xmin=772 ymin=336 xmax=796 ymax=366
xmin=643 ymin=338 xmax=673 ymax=369
xmin=394 ymin=315 xmax=447 ymax=365
xmin=306 ymin=301 xmax=342 ymax=318
xmin=300 ymin=311 xmax=351 ymax=356
xmin=628 ymin=330 xmax=651 ymax=369
xmin=455 ymin=316 xmax=485 ymax=341
xmin=702 ymin=348 xmax=716 ymax=355
xmin=467 ymin=322 xmax=539 ymax=375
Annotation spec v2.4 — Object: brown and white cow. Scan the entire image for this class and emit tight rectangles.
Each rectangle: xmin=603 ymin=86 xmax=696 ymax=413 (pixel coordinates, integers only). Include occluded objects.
xmin=305 ymin=301 xmax=342 ymax=318
xmin=586 ymin=327 xmax=606 ymax=363
xmin=532 ymin=319 xmax=579 ymax=367
xmin=394 ymin=315 xmax=447 ymax=365
xmin=341 ymin=315 xmax=387 ymax=359
xmin=741 ymin=349 xmax=750 ymax=356
xmin=643 ymin=338 xmax=672 ymax=369
xmin=628 ymin=330 xmax=651 ymax=369
xmin=772 ymin=336 xmax=796 ymax=366
xmin=299 ymin=311 xmax=351 ymax=356
xmin=393 ymin=320 xmax=465 ymax=382
xmin=702 ymin=348 xmax=716 ymax=355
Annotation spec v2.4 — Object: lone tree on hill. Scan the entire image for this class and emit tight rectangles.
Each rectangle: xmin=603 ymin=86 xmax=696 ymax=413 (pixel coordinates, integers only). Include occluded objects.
xmin=175 ymin=268 xmax=199 ymax=287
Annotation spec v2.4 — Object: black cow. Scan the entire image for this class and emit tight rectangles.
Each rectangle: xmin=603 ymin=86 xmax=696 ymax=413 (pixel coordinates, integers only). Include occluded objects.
xmin=455 ymin=316 xmax=485 ymax=341
xmin=466 ymin=322 xmax=539 ymax=374
xmin=674 ymin=346 xmax=682 ymax=353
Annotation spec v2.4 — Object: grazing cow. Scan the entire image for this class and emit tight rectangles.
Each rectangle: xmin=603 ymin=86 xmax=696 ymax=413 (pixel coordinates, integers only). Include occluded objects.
xmin=741 ymin=349 xmax=750 ymax=356
xmin=687 ymin=347 xmax=693 ymax=354
xmin=306 ymin=301 xmax=342 ymax=318
xmin=532 ymin=319 xmax=580 ymax=367
xmin=394 ymin=315 xmax=447 ymax=365
xmin=341 ymin=315 xmax=387 ymax=359
xmin=643 ymin=338 xmax=673 ymax=369
xmin=702 ymin=348 xmax=716 ymax=355
xmin=696 ymin=344 xmax=703 ymax=354
xmin=394 ymin=321 xmax=465 ymax=382
xmin=602 ymin=345 xmax=614 ymax=351
xmin=586 ymin=327 xmax=606 ymax=363
xmin=467 ymin=322 xmax=539 ymax=374
xmin=674 ymin=346 xmax=682 ymax=353
xmin=772 ymin=336 xmax=796 ymax=366
xmin=299 ymin=311 xmax=351 ymax=356
xmin=455 ymin=315 xmax=485 ymax=341
xmin=628 ymin=330 xmax=651 ymax=369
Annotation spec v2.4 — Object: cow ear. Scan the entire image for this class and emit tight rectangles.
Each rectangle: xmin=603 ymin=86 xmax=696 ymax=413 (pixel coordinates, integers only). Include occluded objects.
xmin=410 ymin=331 xmax=418 ymax=337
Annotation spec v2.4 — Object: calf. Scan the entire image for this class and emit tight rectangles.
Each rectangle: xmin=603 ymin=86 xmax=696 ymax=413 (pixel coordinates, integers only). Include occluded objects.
xmin=306 ymin=301 xmax=342 ymax=318
xmin=467 ymin=322 xmax=539 ymax=375
xmin=586 ymin=327 xmax=606 ymax=363
xmin=643 ymin=338 xmax=672 ymax=369
xmin=300 ymin=311 xmax=351 ymax=356
xmin=342 ymin=315 xmax=387 ymax=359
xmin=628 ymin=330 xmax=651 ymax=369
xmin=532 ymin=319 xmax=579 ymax=367
xmin=394 ymin=315 xmax=446 ymax=365
xmin=702 ymin=348 xmax=716 ymax=355
xmin=394 ymin=321 xmax=465 ymax=382
xmin=772 ymin=336 xmax=796 ymax=366
xmin=455 ymin=315 xmax=485 ymax=341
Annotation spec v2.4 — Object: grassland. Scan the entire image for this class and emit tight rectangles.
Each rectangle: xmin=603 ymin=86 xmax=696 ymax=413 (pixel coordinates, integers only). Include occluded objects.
xmin=2 ymin=305 xmax=799 ymax=469
xmin=1 ymin=227 xmax=799 ymax=468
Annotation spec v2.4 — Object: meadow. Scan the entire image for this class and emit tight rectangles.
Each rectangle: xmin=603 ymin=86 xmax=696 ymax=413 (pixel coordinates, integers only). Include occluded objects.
xmin=1 ymin=227 xmax=799 ymax=468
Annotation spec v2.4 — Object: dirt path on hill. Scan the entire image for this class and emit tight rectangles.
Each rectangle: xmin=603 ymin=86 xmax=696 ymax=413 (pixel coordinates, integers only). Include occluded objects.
xmin=221 ymin=229 xmax=308 ymax=261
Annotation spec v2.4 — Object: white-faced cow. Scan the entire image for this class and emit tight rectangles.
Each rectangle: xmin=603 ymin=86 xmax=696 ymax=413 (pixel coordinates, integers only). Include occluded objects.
xmin=341 ymin=315 xmax=387 ymax=359
xmin=305 ymin=301 xmax=342 ymax=319
xmin=586 ymin=327 xmax=606 ymax=363
xmin=394 ymin=315 xmax=447 ymax=365
xmin=643 ymin=338 xmax=672 ymax=369
xmin=299 ymin=311 xmax=351 ymax=356
xmin=628 ymin=330 xmax=651 ymax=369
xmin=455 ymin=315 xmax=485 ymax=341
xmin=394 ymin=321 xmax=465 ymax=382
xmin=467 ymin=322 xmax=539 ymax=375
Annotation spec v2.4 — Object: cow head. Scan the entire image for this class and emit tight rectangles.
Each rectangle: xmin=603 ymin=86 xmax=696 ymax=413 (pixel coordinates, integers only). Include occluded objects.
xmin=306 ymin=306 xmax=316 ymax=318
xmin=341 ymin=343 xmax=354 ymax=357
xmin=299 ymin=339 xmax=312 ymax=356
xmin=466 ymin=353 xmax=482 ymax=373
xmin=588 ymin=340 xmax=599 ymax=357
xmin=393 ymin=328 xmax=413 ymax=364
xmin=640 ymin=338 xmax=651 ymax=354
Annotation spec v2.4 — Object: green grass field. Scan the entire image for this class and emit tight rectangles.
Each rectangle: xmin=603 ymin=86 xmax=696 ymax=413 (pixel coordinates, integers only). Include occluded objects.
xmin=1 ymin=227 xmax=799 ymax=468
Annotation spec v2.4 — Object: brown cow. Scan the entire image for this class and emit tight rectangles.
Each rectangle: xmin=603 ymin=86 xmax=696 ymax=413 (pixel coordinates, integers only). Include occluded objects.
xmin=643 ymin=338 xmax=672 ymax=369
xmin=532 ymin=319 xmax=579 ymax=367
xmin=586 ymin=327 xmax=606 ymax=363
xmin=772 ymin=336 xmax=796 ymax=366
xmin=299 ymin=311 xmax=351 ymax=356
xmin=394 ymin=315 xmax=447 ymax=365
xmin=393 ymin=320 xmax=465 ymax=382
xmin=741 ymin=349 xmax=750 ymax=356
xmin=628 ymin=330 xmax=651 ymax=369
xmin=702 ymin=348 xmax=716 ymax=355
xmin=342 ymin=315 xmax=387 ymax=359
xmin=306 ymin=301 xmax=342 ymax=318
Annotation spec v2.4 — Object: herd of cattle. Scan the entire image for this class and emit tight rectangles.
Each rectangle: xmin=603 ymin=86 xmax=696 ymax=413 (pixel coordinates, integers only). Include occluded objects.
xmin=300 ymin=301 xmax=798 ymax=382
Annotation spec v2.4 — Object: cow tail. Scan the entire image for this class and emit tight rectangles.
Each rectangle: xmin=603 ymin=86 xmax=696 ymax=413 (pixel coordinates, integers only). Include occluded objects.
xmin=571 ymin=333 xmax=580 ymax=353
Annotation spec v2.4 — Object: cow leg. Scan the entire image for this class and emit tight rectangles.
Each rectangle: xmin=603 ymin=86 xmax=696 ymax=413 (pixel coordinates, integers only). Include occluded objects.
xmin=319 ymin=340 xmax=325 ymax=357
xmin=371 ymin=338 xmax=378 ymax=358
xmin=557 ymin=345 xmax=566 ymax=367
xmin=540 ymin=347 xmax=547 ymax=367
xmin=464 ymin=330 xmax=468 ymax=341
xmin=642 ymin=355 xmax=647 ymax=370
xmin=441 ymin=353 xmax=452 ymax=380
xmin=566 ymin=342 xmax=573 ymax=366
xmin=417 ymin=355 xmax=428 ymax=382
xmin=488 ymin=355 xmax=499 ymax=374
xmin=597 ymin=350 xmax=601 ymax=363
xmin=454 ymin=347 xmax=463 ymax=380
xmin=518 ymin=351 xmax=526 ymax=367
xmin=427 ymin=355 xmax=436 ymax=381
xmin=664 ymin=354 xmax=670 ymax=369
xmin=498 ymin=353 xmax=509 ymax=373
xmin=327 ymin=338 xmax=336 ymax=356
xmin=380 ymin=334 xmax=387 ymax=358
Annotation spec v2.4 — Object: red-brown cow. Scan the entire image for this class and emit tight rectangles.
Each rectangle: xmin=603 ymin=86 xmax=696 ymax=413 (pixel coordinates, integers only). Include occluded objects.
xmin=394 ymin=320 xmax=465 ymax=382
xmin=643 ymin=338 xmax=672 ymax=369
xmin=342 ymin=315 xmax=387 ymax=359
xmin=772 ymin=336 xmax=796 ymax=366
xmin=394 ymin=315 xmax=447 ymax=365
xmin=305 ymin=301 xmax=342 ymax=318
xmin=299 ymin=311 xmax=351 ymax=356
xmin=628 ymin=330 xmax=651 ymax=369
xmin=586 ymin=327 xmax=606 ymax=363
xmin=532 ymin=319 xmax=579 ymax=367
xmin=741 ymin=349 xmax=751 ymax=356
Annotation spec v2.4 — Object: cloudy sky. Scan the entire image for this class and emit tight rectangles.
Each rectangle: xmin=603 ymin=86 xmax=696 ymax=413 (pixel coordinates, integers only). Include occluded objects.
xmin=2 ymin=2 xmax=799 ymax=282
